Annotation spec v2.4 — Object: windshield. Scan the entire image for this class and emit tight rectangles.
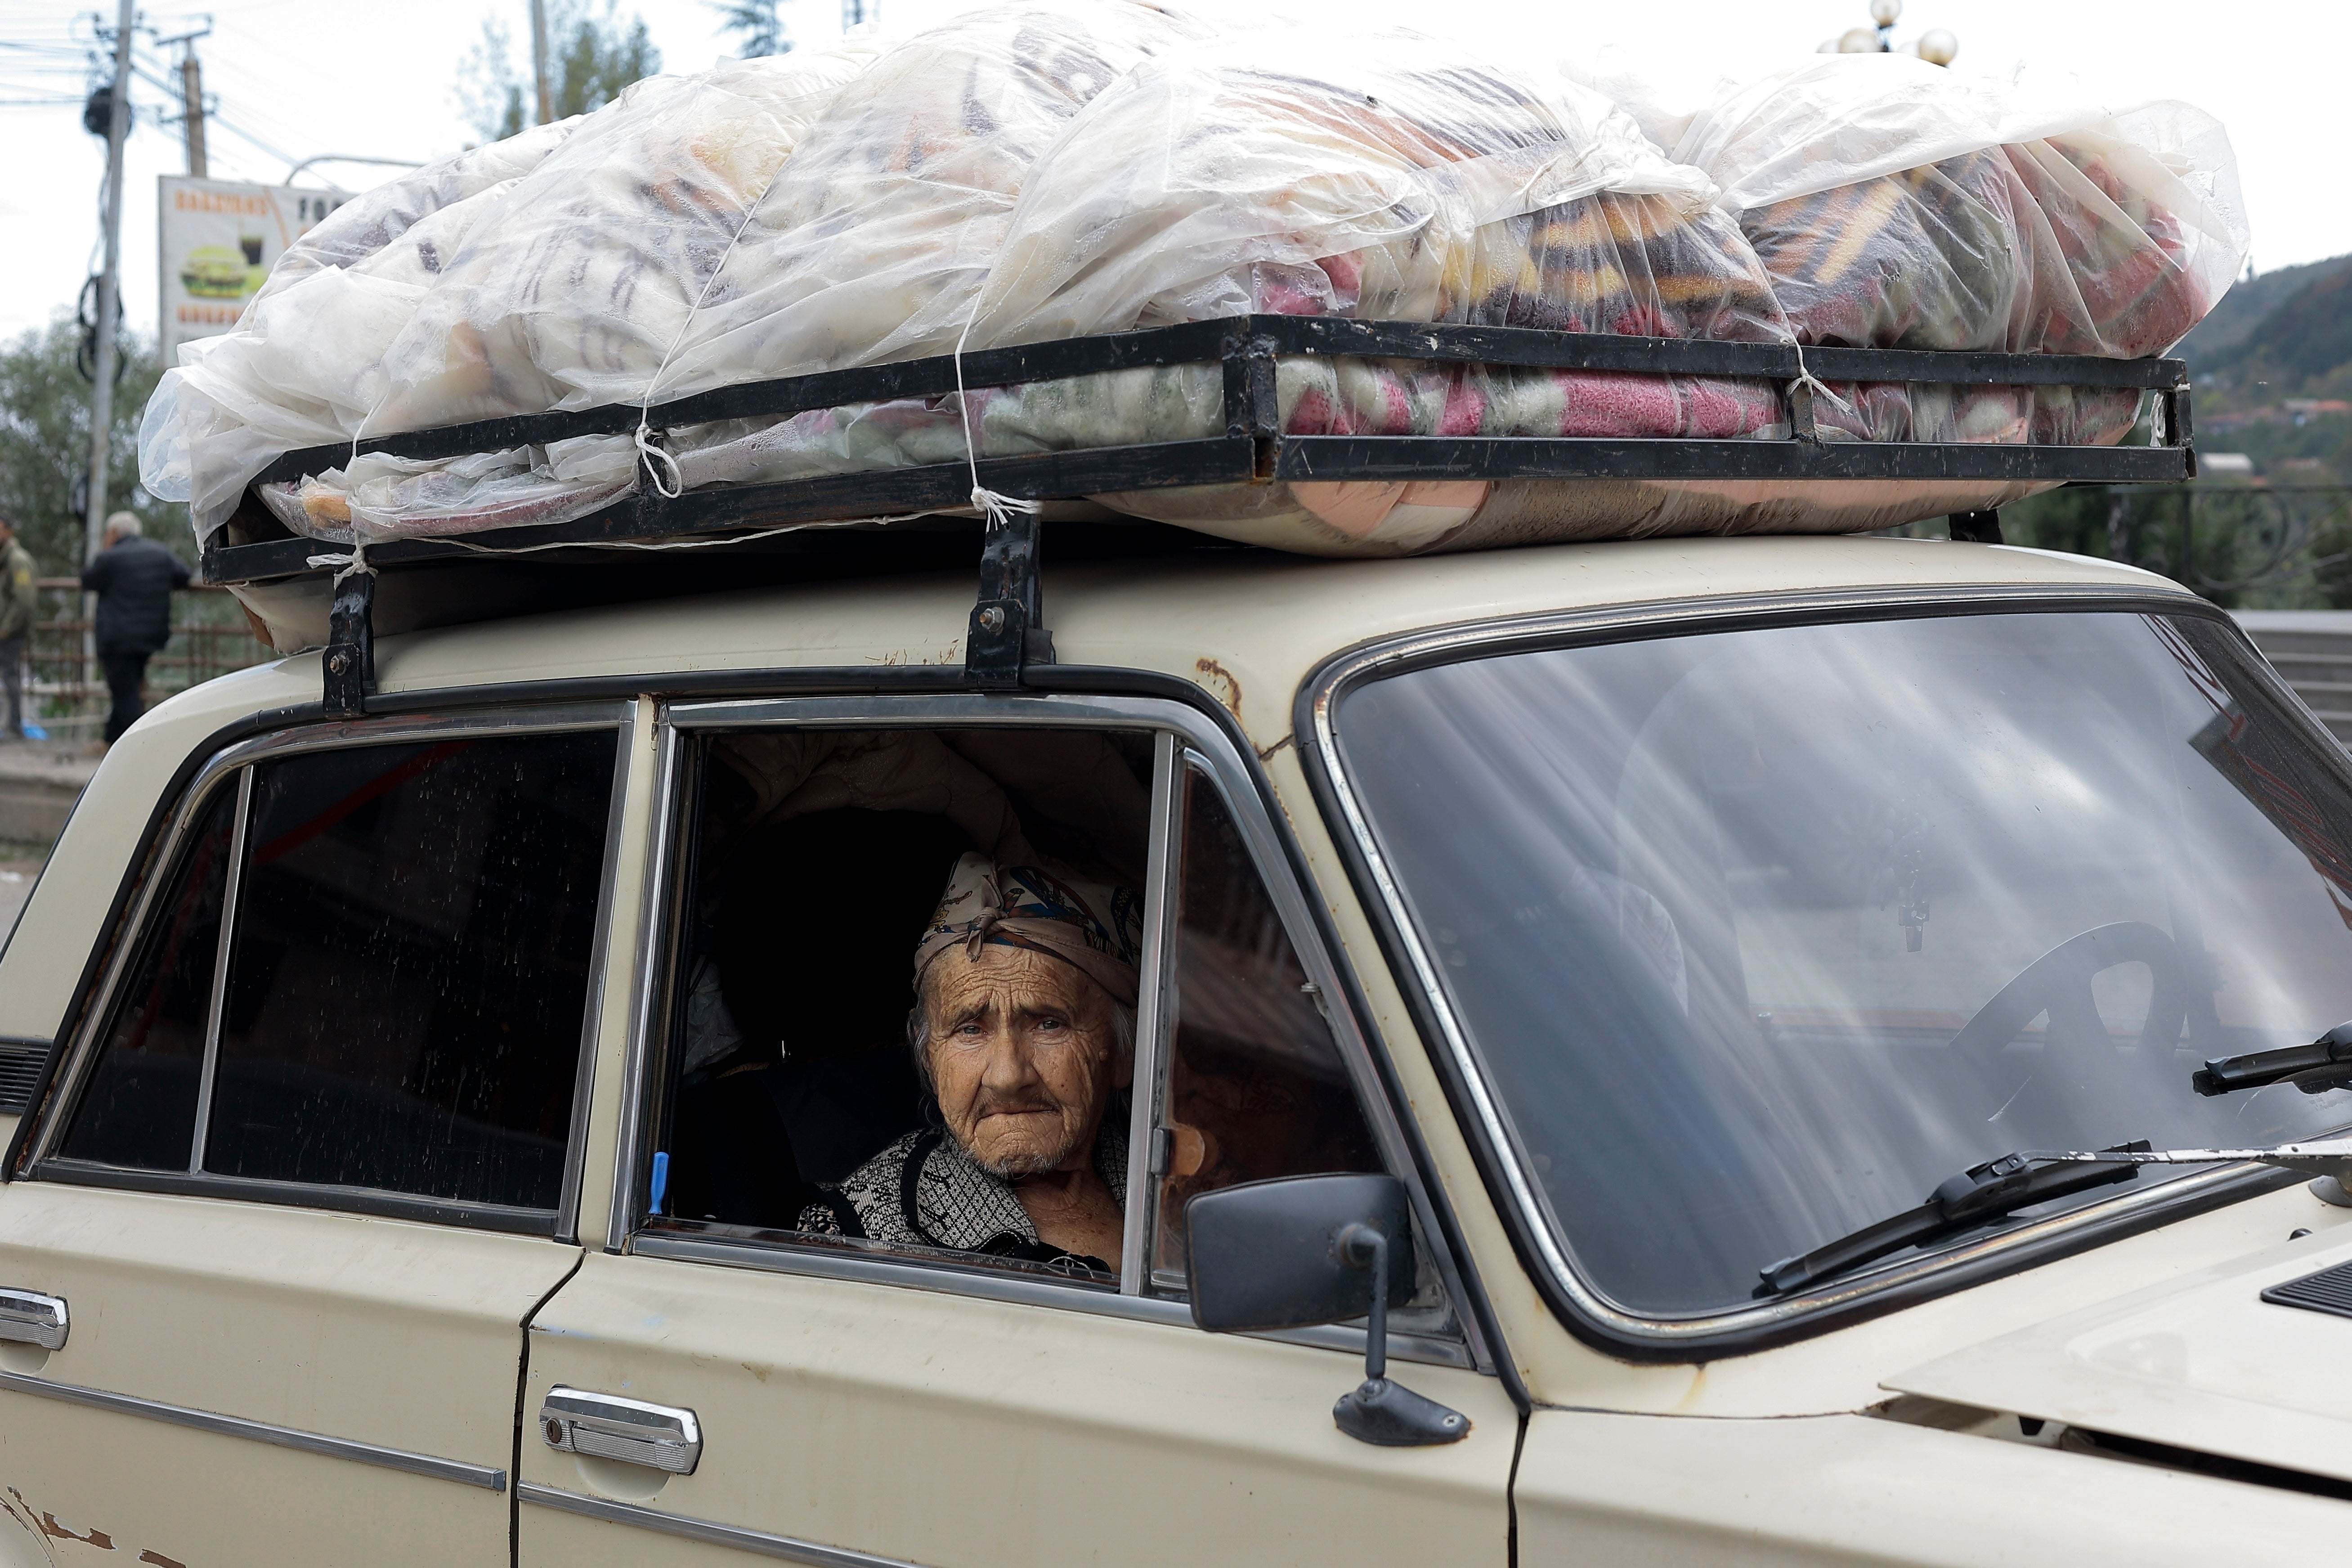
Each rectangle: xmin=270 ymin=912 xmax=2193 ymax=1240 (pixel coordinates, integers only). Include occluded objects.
xmin=1334 ymin=608 xmax=2352 ymax=1317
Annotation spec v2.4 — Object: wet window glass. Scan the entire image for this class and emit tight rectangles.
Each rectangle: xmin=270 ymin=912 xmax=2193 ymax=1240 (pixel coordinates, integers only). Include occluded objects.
xmin=1336 ymin=610 xmax=2352 ymax=1316
xmin=58 ymin=781 xmax=238 ymax=1171
xmin=1150 ymin=766 xmax=1383 ymax=1281
xmin=203 ymin=731 xmax=617 ymax=1210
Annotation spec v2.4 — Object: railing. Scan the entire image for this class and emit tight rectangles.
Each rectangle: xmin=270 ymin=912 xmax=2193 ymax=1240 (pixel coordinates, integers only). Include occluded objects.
xmin=2099 ymin=485 xmax=2352 ymax=605
xmin=24 ymin=578 xmax=272 ymax=739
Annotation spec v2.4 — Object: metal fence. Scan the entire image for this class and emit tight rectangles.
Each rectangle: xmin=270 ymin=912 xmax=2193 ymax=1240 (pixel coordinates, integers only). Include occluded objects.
xmin=23 ymin=578 xmax=272 ymax=739
xmin=2098 ymin=484 xmax=2352 ymax=606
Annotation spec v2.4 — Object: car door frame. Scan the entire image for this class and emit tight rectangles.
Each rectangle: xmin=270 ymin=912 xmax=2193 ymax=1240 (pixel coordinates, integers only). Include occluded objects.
xmin=600 ymin=690 xmax=1497 ymax=1359
xmin=506 ymin=686 xmax=1523 ymax=1561
xmin=0 ymin=699 xmax=635 ymax=1564
xmin=13 ymin=699 xmax=632 ymax=1241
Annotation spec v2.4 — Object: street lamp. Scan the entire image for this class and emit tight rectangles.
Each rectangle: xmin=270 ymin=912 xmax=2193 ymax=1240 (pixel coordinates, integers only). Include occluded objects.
xmin=1818 ymin=0 xmax=1959 ymax=65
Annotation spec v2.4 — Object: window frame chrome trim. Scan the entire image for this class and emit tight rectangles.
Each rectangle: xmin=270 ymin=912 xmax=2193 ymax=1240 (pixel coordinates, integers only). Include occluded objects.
xmin=557 ymin=701 xmax=640 ymax=1245
xmin=37 ymin=1157 xmax=573 ymax=1236
xmin=27 ymin=700 xmax=634 ymax=1235
xmin=0 ymin=1368 xmax=508 ymax=1491
xmin=611 ymin=692 xmax=1486 ymax=1368
xmin=1119 ymin=730 xmax=1180 ymax=1294
xmin=186 ymin=766 xmax=252 ymax=1175
xmin=519 ymin=1483 xmax=923 ymax=1568
xmin=606 ymin=711 xmax=684 ymax=1253
xmin=1299 ymin=580 xmax=2326 ymax=1358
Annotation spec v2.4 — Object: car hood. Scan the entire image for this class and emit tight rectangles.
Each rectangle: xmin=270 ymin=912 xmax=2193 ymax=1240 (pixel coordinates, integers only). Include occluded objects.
xmin=1886 ymin=1227 xmax=2352 ymax=1484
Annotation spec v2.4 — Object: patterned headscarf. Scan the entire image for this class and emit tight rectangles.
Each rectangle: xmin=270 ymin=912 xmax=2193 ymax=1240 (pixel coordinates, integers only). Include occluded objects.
xmin=913 ymin=852 xmax=1142 ymax=1008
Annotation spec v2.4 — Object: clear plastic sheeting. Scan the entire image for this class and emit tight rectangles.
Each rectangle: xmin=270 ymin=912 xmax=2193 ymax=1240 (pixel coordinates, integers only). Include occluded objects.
xmin=964 ymin=34 xmax=1768 ymax=343
xmin=257 ymin=435 xmax=638 ymax=543
xmin=1667 ymin=55 xmax=2246 ymax=357
xmin=139 ymin=12 xmax=2246 ymax=556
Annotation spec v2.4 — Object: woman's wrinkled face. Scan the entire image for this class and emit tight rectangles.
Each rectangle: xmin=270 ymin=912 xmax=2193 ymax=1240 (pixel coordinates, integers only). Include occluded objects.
xmin=922 ymin=945 xmax=1122 ymax=1179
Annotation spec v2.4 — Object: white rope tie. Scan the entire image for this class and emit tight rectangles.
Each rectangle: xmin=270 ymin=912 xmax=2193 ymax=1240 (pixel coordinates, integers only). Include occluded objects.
xmin=441 ymin=512 xmax=932 ymax=558
xmin=951 ymin=311 xmax=1040 ymax=532
xmin=635 ymin=424 xmax=686 ymax=499
xmin=304 ymin=540 xmax=374 ymax=588
xmin=1787 ymin=339 xmax=1854 ymax=415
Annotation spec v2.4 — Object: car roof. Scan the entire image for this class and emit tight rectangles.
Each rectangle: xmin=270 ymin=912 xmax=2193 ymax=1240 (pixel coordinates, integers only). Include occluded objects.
xmin=166 ymin=533 xmax=2195 ymax=755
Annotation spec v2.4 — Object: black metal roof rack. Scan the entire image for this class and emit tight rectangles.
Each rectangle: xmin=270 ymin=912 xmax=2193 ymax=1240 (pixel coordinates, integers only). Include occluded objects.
xmin=193 ymin=314 xmax=2194 ymax=714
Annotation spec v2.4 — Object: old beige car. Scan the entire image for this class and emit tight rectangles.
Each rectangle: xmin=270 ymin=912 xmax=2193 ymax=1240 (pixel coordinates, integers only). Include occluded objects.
xmin=5 ymin=527 xmax=2352 ymax=1566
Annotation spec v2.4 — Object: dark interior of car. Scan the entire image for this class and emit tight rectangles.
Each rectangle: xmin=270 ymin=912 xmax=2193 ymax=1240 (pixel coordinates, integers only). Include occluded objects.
xmin=663 ymin=806 xmax=972 ymax=1229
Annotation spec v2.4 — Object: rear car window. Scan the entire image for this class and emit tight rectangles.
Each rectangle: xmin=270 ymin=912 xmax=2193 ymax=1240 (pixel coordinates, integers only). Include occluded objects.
xmin=57 ymin=783 xmax=238 ymax=1171
xmin=52 ymin=726 xmax=619 ymax=1218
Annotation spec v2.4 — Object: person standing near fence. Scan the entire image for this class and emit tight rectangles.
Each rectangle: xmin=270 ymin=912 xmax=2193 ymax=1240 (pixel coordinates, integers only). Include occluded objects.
xmin=81 ymin=512 xmax=190 ymax=746
xmin=0 ymin=512 xmax=33 ymax=740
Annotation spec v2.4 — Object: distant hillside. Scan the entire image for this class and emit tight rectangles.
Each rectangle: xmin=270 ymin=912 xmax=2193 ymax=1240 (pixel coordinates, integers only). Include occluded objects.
xmin=2200 ymin=264 xmax=2352 ymax=390
xmin=2176 ymin=253 xmax=2352 ymax=364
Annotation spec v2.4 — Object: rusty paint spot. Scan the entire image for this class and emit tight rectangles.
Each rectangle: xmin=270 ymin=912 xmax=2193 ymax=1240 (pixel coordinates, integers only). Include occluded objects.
xmin=1254 ymin=733 xmax=1294 ymax=763
xmin=139 ymin=1551 xmax=188 ymax=1567
xmin=1195 ymin=658 xmax=1243 ymax=721
xmin=741 ymin=1362 xmax=772 ymax=1383
xmin=39 ymin=1512 xmax=114 ymax=1549
xmin=1671 ymin=1362 xmax=1709 ymax=1413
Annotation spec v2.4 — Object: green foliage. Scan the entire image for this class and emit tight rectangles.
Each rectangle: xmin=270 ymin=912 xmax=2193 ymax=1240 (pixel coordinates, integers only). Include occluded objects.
xmin=2001 ymin=484 xmax=2112 ymax=561
xmin=457 ymin=0 xmax=662 ymax=143
xmin=709 ymin=0 xmax=792 ymax=58
xmin=0 ymin=315 xmax=188 ymax=578
xmin=2207 ymin=269 xmax=2352 ymax=391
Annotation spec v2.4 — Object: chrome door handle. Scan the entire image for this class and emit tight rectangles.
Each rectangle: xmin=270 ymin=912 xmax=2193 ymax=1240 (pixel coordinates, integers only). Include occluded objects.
xmin=0 ymin=1289 xmax=67 ymax=1351
xmin=539 ymin=1387 xmax=701 ymax=1475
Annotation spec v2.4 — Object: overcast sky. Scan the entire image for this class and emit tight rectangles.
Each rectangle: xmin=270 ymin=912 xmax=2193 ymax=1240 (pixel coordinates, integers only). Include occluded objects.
xmin=2 ymin=0 xmax=2347 ymax=347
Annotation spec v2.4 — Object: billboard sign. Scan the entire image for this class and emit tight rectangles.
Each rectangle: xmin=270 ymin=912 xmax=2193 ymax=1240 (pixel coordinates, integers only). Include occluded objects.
xmin=158 ymin=177 xmax=349 ymax=363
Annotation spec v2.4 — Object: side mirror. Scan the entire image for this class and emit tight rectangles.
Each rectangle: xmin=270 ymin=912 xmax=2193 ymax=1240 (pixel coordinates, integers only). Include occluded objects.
xmin=1185 ymin=1173 xmax=1470 ymax=1447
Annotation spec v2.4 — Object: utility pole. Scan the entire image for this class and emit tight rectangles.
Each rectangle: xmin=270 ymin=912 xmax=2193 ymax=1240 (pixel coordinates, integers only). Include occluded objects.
xmin=179 ymin=48 xmax=206 ymax=175
xmin=529 ymin=0 xmax=552 ymax=124
xmin=85 ymin=0 xmax=136 ymax=578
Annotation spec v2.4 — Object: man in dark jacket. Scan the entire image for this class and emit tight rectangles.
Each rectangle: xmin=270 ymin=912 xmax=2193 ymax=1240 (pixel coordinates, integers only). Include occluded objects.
xmin=0 ymin=512 xmax=34 ymax=739
xmin=81 ymin=511 xmax=189 ymax=744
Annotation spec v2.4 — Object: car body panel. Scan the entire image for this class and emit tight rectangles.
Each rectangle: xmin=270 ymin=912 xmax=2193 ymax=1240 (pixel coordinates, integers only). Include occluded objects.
xmin=0 ymin=1180 xmax=574 ymax=1566
xmin=517 ymin=1248 xmax=1518 ymax=1568
xmin=1887 ymin=1225 xmax=2352 ymax=1485
xmin=8 ymin=533 xmax=2339 ymax=1559
xmin=1514 ymin=1405 xmax=2352 ymax=1565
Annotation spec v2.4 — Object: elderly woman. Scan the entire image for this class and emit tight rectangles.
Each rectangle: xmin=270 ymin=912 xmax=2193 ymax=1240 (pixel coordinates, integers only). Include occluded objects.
xmin=798 ymin=853 xmax=1142 ymax=1274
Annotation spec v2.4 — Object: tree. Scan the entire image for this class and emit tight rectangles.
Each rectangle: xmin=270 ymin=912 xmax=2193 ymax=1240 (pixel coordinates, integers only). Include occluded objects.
xmin=710 ymin=0 xmax=792 ymax=58
xmin=0 ymin=315 xmax=188 ymax=578
xmin=457 ymin=0 xmax=663 ymax=143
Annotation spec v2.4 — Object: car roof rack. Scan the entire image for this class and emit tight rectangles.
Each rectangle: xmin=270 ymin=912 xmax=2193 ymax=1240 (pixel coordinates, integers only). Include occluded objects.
xmin=192 ymin=314 xmax=2194 ymax=716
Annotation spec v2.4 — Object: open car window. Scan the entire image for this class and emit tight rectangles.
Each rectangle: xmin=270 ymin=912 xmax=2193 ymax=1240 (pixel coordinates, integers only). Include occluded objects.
xmin=644 ymin=722 xmax=1398 ymax=1306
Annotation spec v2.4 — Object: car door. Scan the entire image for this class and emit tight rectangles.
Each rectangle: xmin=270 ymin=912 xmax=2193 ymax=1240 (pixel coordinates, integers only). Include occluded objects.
xmin=515 ymin=693 xmax=1518 ymax=1568
xmin=0 ymin=705 xmax=632 ymax=1567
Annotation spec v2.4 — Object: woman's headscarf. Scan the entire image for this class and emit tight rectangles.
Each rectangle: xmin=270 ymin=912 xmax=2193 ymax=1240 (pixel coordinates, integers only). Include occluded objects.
xmin=913 ymin=852 xmax=1142 ymax=1008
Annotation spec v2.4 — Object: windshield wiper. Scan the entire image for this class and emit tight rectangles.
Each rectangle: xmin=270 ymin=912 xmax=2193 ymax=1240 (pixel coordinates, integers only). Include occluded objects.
xmin=2192 ymin=1021 xmax=2352 ymax=1097
xmin=1757 ymin=1142 xmax=2150 ymax=1297
xmin=1758 ymin=1135 xmax=2352 ymax=1297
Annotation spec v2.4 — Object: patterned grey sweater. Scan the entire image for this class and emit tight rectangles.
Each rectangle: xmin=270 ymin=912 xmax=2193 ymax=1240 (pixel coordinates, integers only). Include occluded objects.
xmin=798 ymin=1117 xmax=1129 ymax=1275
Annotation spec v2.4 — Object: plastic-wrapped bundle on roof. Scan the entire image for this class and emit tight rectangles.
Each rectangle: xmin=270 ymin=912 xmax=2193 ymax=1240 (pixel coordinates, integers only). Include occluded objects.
xmin=139 ymin=8 xmax=2246 ymax=561
xmin=1664 ymin=54 xmax=2244 ymax=449
xmin=658 ymin=30 xmax=1810 ymax=552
